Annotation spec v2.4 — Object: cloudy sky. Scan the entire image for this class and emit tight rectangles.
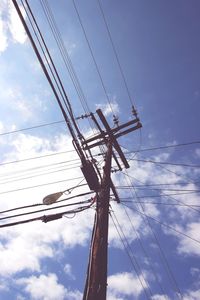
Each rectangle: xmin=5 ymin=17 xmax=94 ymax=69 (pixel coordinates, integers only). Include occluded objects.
xmin=0 ymin=0 xmax=200 ymax=299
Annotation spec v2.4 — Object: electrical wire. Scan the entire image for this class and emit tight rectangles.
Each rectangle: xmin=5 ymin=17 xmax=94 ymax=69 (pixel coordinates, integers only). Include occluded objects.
xmin=40 ymin=0 xmax=92 ymax=120
xmin=122 ymin=172 xmax=200 ymax=214
xmin=123 ymin=203 xmax=200 ymax=246
xmin=110 ymin=211 xmax=150 ymax=299
xmin=0 ymin=190 xmax=92 ymax=215
xmin=117 ymin=186 xmax=200 ymax=193
xmin=1 ymin=138 xmax=199 ymax=168
xmin=0 ymin=150 xmax=76 ymax=168
xmin=71 ymin=0 xmax=115 ymax=116
xmin=0 ymin=120 xmax=65 ymax=136
xmin=116 ymin=189 xmax=200 ymax=197
xmin=0 ymin=176 xmax=84 ymax=195
xmin=130 ymin=158 xmax=200 ymax=168
xmin=0 ymin=203 xmax=92 ymax=228
xmin=40 ymin=0 xmax=106 ymax=163
xmin=122 ymin=140 xmax=200 ymax=153
xmin=122 ymin=171 xmax=182 ymax=297
xmin=120 ymin=199 xmax=200 ymax=209
xmin=121 ymin=204 xmax=167 ymax=297
xmin=0 ymin=199 xmax=92 ymax=221
xmin=0 ymin=164 xmax=80 ymax=185
xmin=96 ymin=0 xmax=135 ymax=107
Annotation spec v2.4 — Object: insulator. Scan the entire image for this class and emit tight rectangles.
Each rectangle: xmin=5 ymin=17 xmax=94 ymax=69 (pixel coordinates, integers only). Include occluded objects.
xmin=76 ymin=113 xmax=91 ymax=120
xmin=132 ymin=105 xmax=138 ymax=117
xmin=113 ymin=115 xmax=119 ymax=127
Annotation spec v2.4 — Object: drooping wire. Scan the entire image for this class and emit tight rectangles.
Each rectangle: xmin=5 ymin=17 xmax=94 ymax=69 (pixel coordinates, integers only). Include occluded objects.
xmin=0 ymin=190 xmax=92 ymax=214
xmin=40 ymin=0 xmax=106 ymax=161
xmin=96 ymin=0 xmax=135 ymax=107
xmin=0 ymin=199 xmax=92 ymax=222
xmin=0 ymin=120 xmax=65 ymax=136
xmin=71 ymin=0 xmax=115 ymax=116
xmin=40 ymin=0 xmax=92 ymax=120
xmin=120 ymin=199 xmax=200 ymax=209
xmin=121 ymin=140 xmax=200 ymax=153
xmin=0 ymin=176 xmax=84 ymax=195
xmin=0 ymin=164 xmax=80 ymax=185
xmin=122 ymin=203 xmax=200 ymax=246
xmin=122 ymin=172 xmax=182 ymax=298
xmin=110 ymin=210 xmax=151 ymax=299
xmin=13 ymin=0 xmax=83 ymax=161
xmin=130 ymin=158 xmax=200 ymax=168
xmin=0 ymin=203 xmax=93 ymax=229
xmin=121 ymin=172 xmax=200 ymax=215
xmin=121 ymin=204 xmax=168 ymax=297
xmin=0 ymin=150 xmax=76 ymax=168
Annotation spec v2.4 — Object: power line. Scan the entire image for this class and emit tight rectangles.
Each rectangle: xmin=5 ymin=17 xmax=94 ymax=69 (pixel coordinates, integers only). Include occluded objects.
xmin=120 ymin=199 xmax=200 ymax=209
xmin=0 ymin=190 xmax=91 ymax=215
xmin=123 ymin=203 xmax=200 ymax=246
xmin=0 ymin=120 xmax=65 ymax=136
xmin=122 ymin=172 xmax=200 ymax=215
xmin=121 ymin=204 xmax=167 ymax=297
xmin=130 ymin=158 xmax=200 ymax=168
xmin=0 ymin=150 xmax=76 ymax=168
xmin=40 ymin=0 xmax=92 ymax=120
xmin=0 ymin=199 xmax=92 ymax=222
xmin=116 ymin=189 xmax=200 ymax=197
xmin=0 ymin=204 xmax=92 ymax=228
xmin=0 ymin=164 xmax=80 ymax=185
xmin=122 ymin=171 xmax=182 ymax=297
xmin=110 ymin=210 xmax=150 ymax=299
xmin=96 ymin=0 xmax=134 ymax=107
xmin=1 ymin=139 xmax=199 ymax=168
xmin=71 ymin=0 xmax=115 ymax=116
xmin=0 ymin=176 xmax=84 ymax=195
xmin=117 ymin=186 xmax=200 ymax=193
xmin=122 ymin=140 xmax=200 ymax=153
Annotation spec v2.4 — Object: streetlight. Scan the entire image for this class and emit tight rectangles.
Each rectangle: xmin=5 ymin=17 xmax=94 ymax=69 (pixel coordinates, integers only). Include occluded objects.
xmin=43 ymin=192 xmax=63 ymax=205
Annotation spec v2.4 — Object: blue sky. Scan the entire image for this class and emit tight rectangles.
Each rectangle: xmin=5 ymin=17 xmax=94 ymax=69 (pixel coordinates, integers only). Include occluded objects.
xmin=0 ymin=0 xmax=200 ymax=299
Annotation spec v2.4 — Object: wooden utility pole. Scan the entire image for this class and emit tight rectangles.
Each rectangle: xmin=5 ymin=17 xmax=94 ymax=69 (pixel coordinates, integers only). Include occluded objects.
xmin=83 ymin=142 xmax=112 ymax=300
xmin=82 ymin=108 xmax=142 ymax=299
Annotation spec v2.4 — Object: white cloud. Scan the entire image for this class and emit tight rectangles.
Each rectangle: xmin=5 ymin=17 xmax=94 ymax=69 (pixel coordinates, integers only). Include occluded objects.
xmin=16 ymin=273 xmax=82 ymax=300
xmin=151 ymin=295 xmax=170 ymax=300
xmin=96 ymin=99 xmax=119 ymax=117
xmin=0 ymin=132 xmax=94 ymax=276
xmin=8 ymin=1 xmax=27 ymax=44
xmin=107 ymin=272 xmax=147 ymax=299
xmin=109 ymin=203 xmax=142 ymax=248
xmin=0 ymin=279 xmax=8 ymax=291
xmin=176 ymin=222 xmax=200 ymax=256
xmin=64 ymin=264 xmax=75 ymax=280
xmin=0 ymin=0 xmax=27 ymax=54
xmin=183 ymin=288 xmax=200 ymax=300
xmin=0 ymin=8 xmax=8 ymax=52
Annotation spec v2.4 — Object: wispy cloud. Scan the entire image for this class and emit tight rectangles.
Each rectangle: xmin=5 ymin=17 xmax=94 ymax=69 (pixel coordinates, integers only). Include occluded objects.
xmin=0 ymin=0 xmax=26 ymax=54
xmin=107 ymin=272 xmax=147 ymax=299
xmin=16 ymin=273 xmax=82 ymax=300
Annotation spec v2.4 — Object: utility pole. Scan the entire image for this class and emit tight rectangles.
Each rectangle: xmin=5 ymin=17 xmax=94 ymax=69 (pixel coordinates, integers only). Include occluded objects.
xmin=83 ymin=108 xmax=142 ymax=300
xmin=83 ymin=142 xmax=112 ymax=300
xmin=11 ymin=2 xmax=142 ymax=299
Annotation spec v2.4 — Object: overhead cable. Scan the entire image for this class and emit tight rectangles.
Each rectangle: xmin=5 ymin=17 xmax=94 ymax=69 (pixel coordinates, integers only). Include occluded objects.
xmin=123 ymin=140 xmax=200 ymax=153
xmin=0 ymin=120 xmax=64 ymax=136
xmin=0 ymin=204 xmax=92 ymax=228
xmin=97 ymin=0 xmax=134 ymax=107
xmin=124 ymin=203 xmax=200 ymax=246
xmin=0 ymin=176 xmax=84 ymax=195
xmin=72 ymin=0 xmax=114 ymax=116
